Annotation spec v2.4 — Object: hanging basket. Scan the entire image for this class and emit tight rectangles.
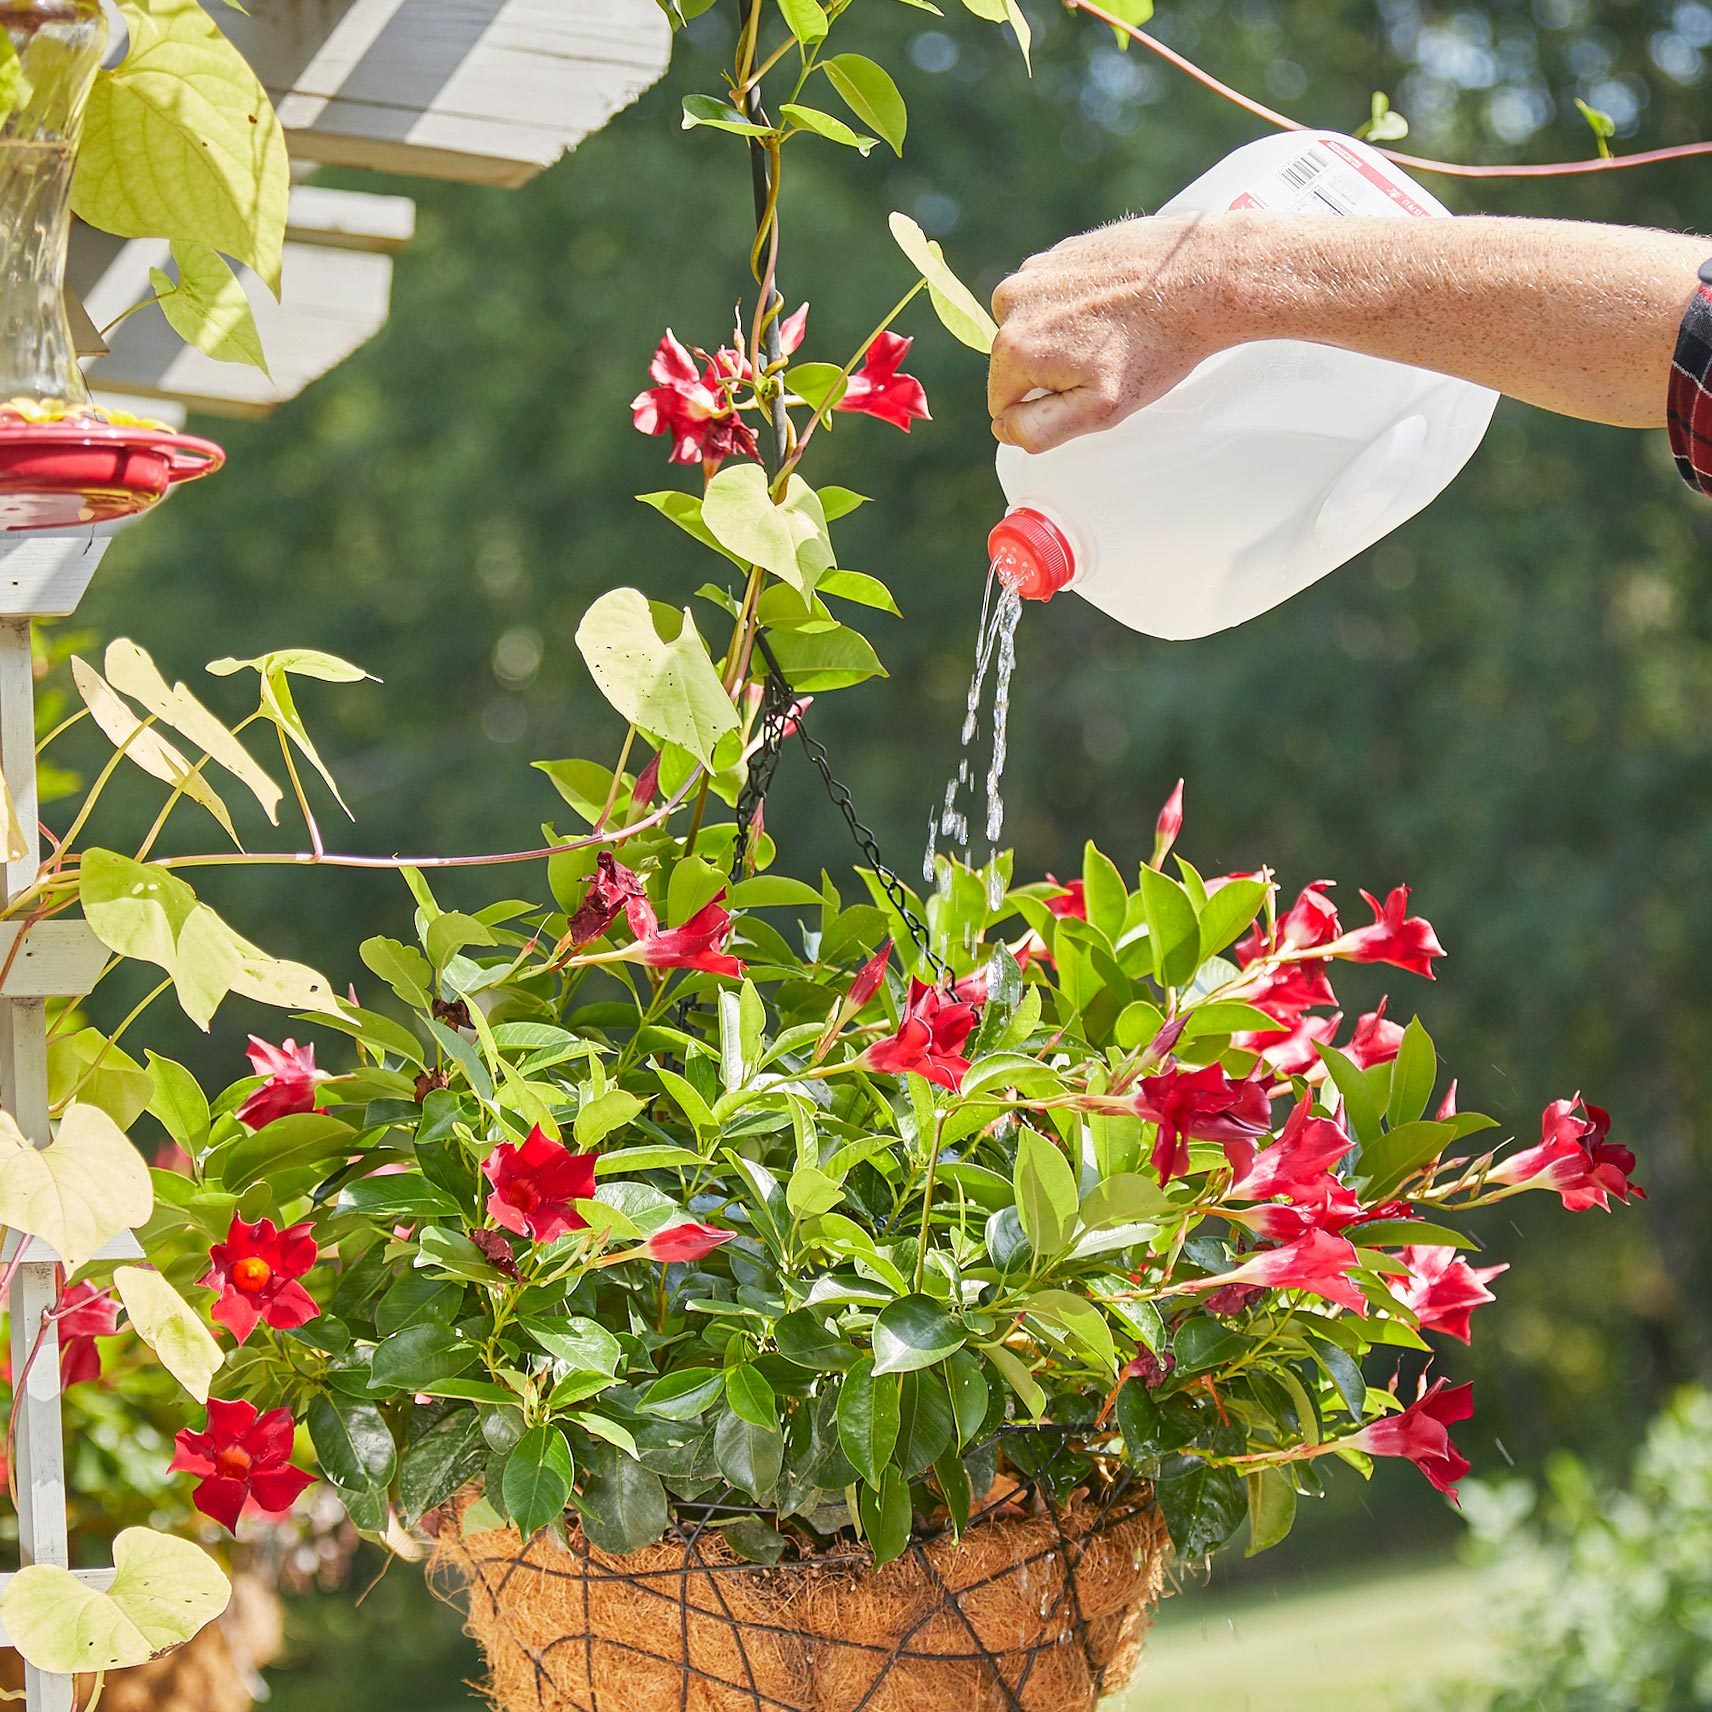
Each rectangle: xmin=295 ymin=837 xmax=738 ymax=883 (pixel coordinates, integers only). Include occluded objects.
xmin=430 ymin=1487 xmax=1167 ymax=1712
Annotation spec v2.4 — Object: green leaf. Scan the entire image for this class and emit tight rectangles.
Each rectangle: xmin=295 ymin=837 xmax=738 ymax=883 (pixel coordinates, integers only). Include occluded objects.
xmin=776 ymin=0 xmax=829 ymax=43
xmin=1574 ymin=96 xmax=1616 ymax=158
xmin=836 ymin=1356 xmax=900 ymax=1486
xmin=701 ymin=466 xmax=834 ymax=594
xmin=0 ymin=34 xmax=22 ymax=129
xmin=1137 ymin=866 xmax=1200 ymax=989
xmin=786 ymin=1164 xmax=843 ymax=1218
xmin=724 ymin=1362 xmax=778 ymax=1429
xmin=113 ymin=1265 xmax=221 ymax=1403
xmin=1087 ymin=0 xmax=1153 ymax=45
xmin=151 ymin=240 xmax=267 ymax=370
xmin=502 ymin=1424 xmax=575 ymax=1539
xmin=639 ymin=1366 xmax=726 ymax=1420
xmin=1315 ymin=1044 xmax=1384 ymax=1146
xmin=1157 ymin=1461 xmax=1247 ymax=1559
xmin=815 ymin=569 xmax=899 ymax=614
xmin=1386 ymin=1019 xmax=1437 ymax=1128
xmin=775 ymin=1309 xmax=857 ymax=1372
xmin=519 ymin=1316 xmax=622 ymax=1375
xmin=370 ymin=1324 xmax=478 ymax=1392
xmin=1114 ymin=1381 xmax=1198 ymax=1462
xmin=817 ymin=486 xmax=870 ymax=522
xmin=872 ymin=1295 xmax=965 ymax=1375
xmin=375 ymin=1275 xmax=462 ymax=1339
xmin=0 ymin=1102 xmax=152 ymax=1273
xmin=1349 ymin=1218 xmax=1479 ymax=1251
xmin=859 ymin=1466 xmax=911 ymax=1565
xmin=636 ymin=489 xmax=744 ymax=566
xmin=896 ymin=1369 xmax=955 ymax=1475
xmin=575 ymin=588 xmax=740 ymax=769
xmin=1081 ymin=841 xmax=1127 ymax=941
xmin=819 ymin=53 xmax=906 ymax=155
xmin=578 ymin=1456 xmax=669 ymax=1555
xmin=48 ymin=1029 xmax=155 ymax=1131
xmin=944 ymin=1348 xmax=989 ymax=1447
xmin=574 ymin=1088 xmax=644 ymax=1148
xmin=398 ymin=1411 xmax=485 ymax=1524
xmin=1013 ymin=1127 xmax=1077 ymax=1259
xmin=1356 ymin=89 xmax=1410 ymax=143
xmin=713 ymin=1407 xmax=783 ymax=1501
xmin=308 ymin=1394 xmax=396 ymax=1491
xmin=1197 ymin=878 xmax=1269 ymax=962
xmin=1245 ymin=1468 xmax=1297 ymax=1556
xmin=0 ymin=1527 xmax=229 ymax=1673
xmin=764 ymin=621 xmax=886 ymax=691
xmin=1024 ymin=1289 xmax=1117 ymax=1375
xmin=73 ymin=0 xmax=289 ymax=291
xmin=888 ymin=211 xmax=998 ymax=352
xmin=935 ymin=1445 xmax=972 ymax=1534
xmin=680 ymin=93 xmax=773 ymax=136
xmin=984 ymin=1343 xmax=1044 ymax=1419
xmin=145 ymin=1051 xmax=210 ymax=1152
xmin=1356 ymin=1119 xmax=1455 ymax=1198
xmin=218 ymin=1112 xmax=356 ymax=1196
xmin=779 ymin=102 xmax=875 ymax=154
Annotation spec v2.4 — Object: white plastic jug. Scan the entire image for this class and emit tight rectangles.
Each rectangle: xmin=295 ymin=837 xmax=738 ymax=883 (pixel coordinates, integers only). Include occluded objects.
xmin=990 ymin=131 xmax=1498 ymax=640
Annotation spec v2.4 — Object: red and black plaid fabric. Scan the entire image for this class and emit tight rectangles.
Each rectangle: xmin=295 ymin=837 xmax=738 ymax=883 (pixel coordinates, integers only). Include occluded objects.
xmin=1668 ymin=260 xmax=1712 ymax=497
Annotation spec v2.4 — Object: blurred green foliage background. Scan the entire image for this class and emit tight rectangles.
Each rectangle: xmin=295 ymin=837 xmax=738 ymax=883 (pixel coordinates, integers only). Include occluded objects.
xmin=64 ymin=0 xmax=1712 ymax=1695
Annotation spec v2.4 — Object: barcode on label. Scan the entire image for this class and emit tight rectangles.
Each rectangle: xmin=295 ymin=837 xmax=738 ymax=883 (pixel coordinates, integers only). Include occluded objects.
xmin=1279 ymin=155 xmax=1328 ymax=189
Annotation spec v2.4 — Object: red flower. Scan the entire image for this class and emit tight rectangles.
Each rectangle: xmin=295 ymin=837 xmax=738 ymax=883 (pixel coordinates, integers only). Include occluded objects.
xmin=1235 ymin=1009 xmax=1342 ymax=1077
xmin=1488 ymin=1098 xmax=1643 ymax=1211
xmin=777 ymin=301 xmax=810 ymax=354
xmin=624 ymin=891 xmax=745 ymax=978
xmin=847 ymin=941 xmax=893 ymax=1010
xmin=1044 ymin=876 xmax=1086 ymax=920
xmin=643 ymin=1221 xmax=735 ymax=1263
xmin=835 ymin=331 xmax=930 ymax=431
xmin=1345 ymin=1000 xmax=1405 ymax=1069
xmin=631 ymin=330 xmax=759 ymax=469
xmin=1120 ymin=1346 xmax=1177 ymax=1388
xmin=632 ymin=752 xmax=661 ymax=811
xmin=483 ymin=1126 xmax=598 ymax=1243
xmin=1348 ymin=1377 xmax=1474 ymax=1501
xmin=1202 ymin=1282 xmax=1266 ymax=1317
xmin=1241 ymin=960 xmax=1338 ymax=1028
xmin=1134 ymin=1063 xmax=1272 ymax=1186
xmin=1150 ymin=779 xmax=1184 ymax=869
xmin=1192 ymin=1229 xmax=1369 ymax=1316
xmin=1234 ymin=880 xmax=1341 ymax=965
xmin=57 ymin=1283 xmax=119 ymax=1387
xmin=863 ymin=978 xmax=980 ymax=1090
xmin=236 ymin=1037 xmax=328 ymax=1129
xmin=1331 ymin=886 xmax=1446 ymax=979
xmin=1392 ymin=1245 xmax=1508 ymax=1343
xmin=1225 ymin=1098 xmax=1352 ymax=1202
xmin=199 ymin=1216 xmax=320 ymax=1345
xmin=171 ymin=1397 xmax=314 ymax=1533
xmin=564 ymin=853 xmax=647 ymax=951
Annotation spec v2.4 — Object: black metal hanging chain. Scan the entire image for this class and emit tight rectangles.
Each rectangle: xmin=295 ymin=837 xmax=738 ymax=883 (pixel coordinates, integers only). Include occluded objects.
xmin=734 ymin=631 xmax=956 ymax=990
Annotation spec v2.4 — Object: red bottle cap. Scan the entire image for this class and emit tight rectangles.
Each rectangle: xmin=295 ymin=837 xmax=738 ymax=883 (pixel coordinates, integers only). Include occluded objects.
xmin=987 ymin=506 xmax=1075 ymax=601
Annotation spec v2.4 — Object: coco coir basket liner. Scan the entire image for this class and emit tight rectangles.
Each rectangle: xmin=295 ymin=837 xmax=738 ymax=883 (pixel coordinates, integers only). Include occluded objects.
xmin=430 ymin=1482 xmax=1167 ymax=1712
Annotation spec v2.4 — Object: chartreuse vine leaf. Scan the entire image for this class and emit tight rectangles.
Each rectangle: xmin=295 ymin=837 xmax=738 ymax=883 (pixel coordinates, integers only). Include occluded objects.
xmin=958 ymin=0 xmax=1033 ymax=66
xmin=776 ymin=0 xmax=828 ymax=45
xmin=872 ymin=1295 xmax=965 ymax=1375
xmin=114 ymin=1265 xmax=221 ymax=1403
xmin=150 ymin=240 xmax=268 ymax=372
xmin=0 ymin=1527 xmax=229 ymax=1673
xmin=205 ymin=649 xmax=373 ymax=820
xmin=888 ymin=212 xmax=998 ymax=353
xmin=0 ymin=1103 xmax=152 ymax=1275
xmin=103 ymin=639 xmax=282 ymax=823
xmin=819 ymin=54 xmax=906 ymax=155
xmin=73 ymin=0 xmax=289 ymax=293
xmin=681 ymin=93 xmax=772 ymax=137
xmin=47 ymin=1029 xmax=155 ymax=1131
xmin=780 ymin=103 xmax=876 ymax=155
xmin=575 ymin=588 xmax=740 ymax=770
xmin=700 ymin=466 xmax=834 ymax=595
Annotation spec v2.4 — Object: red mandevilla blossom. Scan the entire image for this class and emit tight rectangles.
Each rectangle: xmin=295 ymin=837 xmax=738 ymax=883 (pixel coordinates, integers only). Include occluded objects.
xmin=236 ymin=1036 xmax=328 ymax=1129
xmin=1120 ymin=1346 xmax=1177 ymax=1389
xmin=1393 ymin=1245 xmax=1509 ymax=1343
xmin=564 ymin=852 xmax=646 ymax=951
xmin=863 ymin=979 xmax=980 ymax=1090
xmin=835 ymin=331 xmax=930 ymax=430
xmin=483 ymin=1126 xmax=598 ymax=1243
xmin=1134 ymin=1063 xmax=1273 ymax=1186
xmin=1191 ymin=1228 xmax=1370 ymax=1316
xmin=1044 ymin=876 xmax=1087 ymax=920
xmin=1330 ymin=885 xmax=1446 ymax=978
xmin=631 ymin=330 xmax=758 ymax=469
xmin=1345 ymin=999 xmax=1405 ymax=1069
xmin=57 ymin=1283 xmax=119 ymax=1386
xmin=170 ymin=1397 xmax=314 ymax=1533
xmin=1151 ymin=778 xmax=1185 ymax=868
xmin=1348 ymin=1378 xmax=1475 ymax=1501
xmin=1234 ymin=880 xmax=1341 ymax=965
xmin=1225 ymin=1098 xmax=1352 ymax=1203
xmin=623 ymin=891 xmax=745 ymax=978
xmin=1234 ymin=1009 xmax=1343 ymax=1077
xmin=1488 ymin=1098 xmax=1644 ymax=1211
xmin=200 ymin=1216 xmax=320 ymax=1344
xmin=643 ymin=1221 xmax=736 ymax=1264
xmin=847 ymin=941 xmax=893 ymax=1011
xmin=1239 ymin=960 xmax=1338 ymax=1031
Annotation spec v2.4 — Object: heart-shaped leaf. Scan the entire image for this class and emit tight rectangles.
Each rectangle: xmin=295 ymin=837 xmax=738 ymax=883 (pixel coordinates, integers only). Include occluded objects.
xmin=0 ymin=1526 xmax=229 ymax=1672
xmin=0 ymin=1102 xmax=152 ymax=1274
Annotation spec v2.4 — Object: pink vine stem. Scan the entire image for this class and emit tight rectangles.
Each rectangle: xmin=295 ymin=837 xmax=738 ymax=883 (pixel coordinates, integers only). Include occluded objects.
xmin=1065 ymin=0 xmax=1712 ymax=178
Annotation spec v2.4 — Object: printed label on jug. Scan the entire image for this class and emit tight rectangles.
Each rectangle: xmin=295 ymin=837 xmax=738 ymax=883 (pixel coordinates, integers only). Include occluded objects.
xmin=1230 ymin=138 xmax=1431 ymax=218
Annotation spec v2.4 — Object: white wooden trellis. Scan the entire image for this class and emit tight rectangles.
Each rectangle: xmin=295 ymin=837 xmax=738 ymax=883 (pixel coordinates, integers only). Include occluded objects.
xmin=0 ymin=533 xmax=143 ymax=1712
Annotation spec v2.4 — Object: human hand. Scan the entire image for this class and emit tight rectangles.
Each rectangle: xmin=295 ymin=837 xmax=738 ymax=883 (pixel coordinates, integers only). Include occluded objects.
xmin=988 ymin=213 xmax=1239 ymax=453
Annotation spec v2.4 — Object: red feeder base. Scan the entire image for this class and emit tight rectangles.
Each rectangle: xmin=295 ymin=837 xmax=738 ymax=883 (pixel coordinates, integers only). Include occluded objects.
xmin=0 ymin=422 xmax=224 ymax=532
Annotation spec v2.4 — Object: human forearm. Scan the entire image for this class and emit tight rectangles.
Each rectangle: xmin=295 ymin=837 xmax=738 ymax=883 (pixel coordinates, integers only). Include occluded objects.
xmin=988 ymin=213 xmax=1711 ymax=451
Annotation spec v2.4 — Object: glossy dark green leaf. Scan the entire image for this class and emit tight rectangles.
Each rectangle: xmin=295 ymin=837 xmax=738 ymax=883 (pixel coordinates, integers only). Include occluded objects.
xmin=1156 ymin=1460 xmax=1246 ymax=1559
xmin=775 ymin=1309 xmax=857 ymax=1372
xmin=501 ymin=1424 xmax=574 ymax=1539
xmin=871 ymin=1295 xmax=965 ymax=1375
xmin=858 ymin=1466 xmax=911 ymax=1565
xmin=398 ymin=1410 xmax=485 ymax=1523
xmin=724 ymin=1362 xmax=778 ymax=1429
xmin=713 ymin=1407 xmax=783 ymax=1501
xmin=836 ymin=1356 xmax=900 ymax=1487
xmin=374 ymin=1274 xmax=462 ymax=1339
xmin=308 ymin=1394 xmax=396 ymax=1491
xmin=896 ymin=1370 xmax=955 ymax=1476
xmin=369 ymin=1324 xmax=478 ymax=1392
xmin=578 ymin=1456 xmax=670 ymax=1555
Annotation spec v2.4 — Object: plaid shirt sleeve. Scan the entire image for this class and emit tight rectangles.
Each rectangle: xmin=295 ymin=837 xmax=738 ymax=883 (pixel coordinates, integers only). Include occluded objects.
xmin=1668 ymin=259 xmax=1712 ymax=497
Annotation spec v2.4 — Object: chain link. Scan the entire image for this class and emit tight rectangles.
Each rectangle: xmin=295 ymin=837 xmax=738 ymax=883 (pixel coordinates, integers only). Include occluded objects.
xmin=734 ymin=632 xmax=956 ymax=989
